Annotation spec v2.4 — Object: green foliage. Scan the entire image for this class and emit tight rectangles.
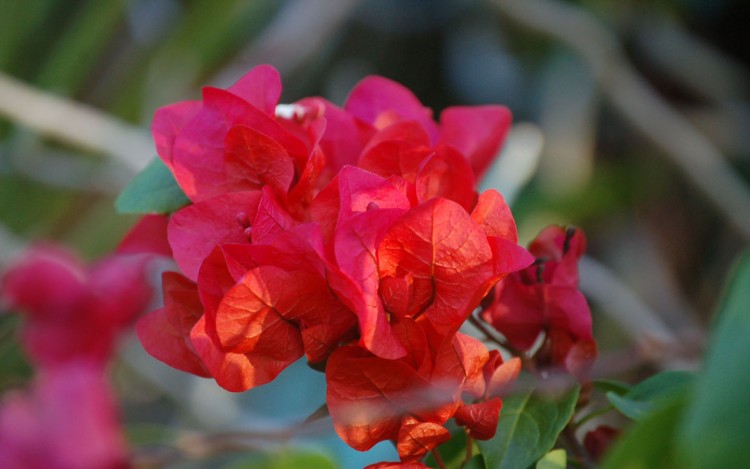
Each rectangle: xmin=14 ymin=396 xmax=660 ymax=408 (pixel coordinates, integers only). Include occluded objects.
xmin=477 ymin=386 xmax=580 ymax=469
xmin=592 ymin=379 xmax=631 ymax=396
xmin=607 ymin=371 xmax=693 ymax=421
xmin=0 ymin=315 xmax=32 ymax=392
xmin=35 ymin=0 xmax=125 ymax=95
xmin=536 ymin=449 xmax=566 ymax=469
xmin=601 ymin=393 xmax=687 ymax=469
xmin=115 ymin=158 xmax=189 ymax=214
xmin=677 ymin=251 xmax=750 ymax=469
xmin=425 ymin=428 xmax=485 ymax=469
xmin=601 ymin=251 xmax=750 ymax=469
xmin=229 ymin=451 xmax=339 ymax=469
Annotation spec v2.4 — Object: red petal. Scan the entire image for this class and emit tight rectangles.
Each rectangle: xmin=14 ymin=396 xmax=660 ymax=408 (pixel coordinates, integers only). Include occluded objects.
xmin=136 ymin=272 xmax=209 ymax=377
xmin=117 ymin=214 xmax=172 ymax=257
xmin=439 ymin=105 xmax=511 ymax=180
xmin=189 ymin=315 xmax=294 ymax=392
xmin=227 ymin=64 xmax=281 ymax=115
xmin=152 ymin=100 xmax=201 ymax=169
xmin=345 ymin=76 xmax=438 ymax=140
xmin=363 ymin=121 xmax=431 ymax=152
xmin=326 ymin=346 xmax=439 ymax=452
xmin=224 ymin=125 xmax=295 ymax=194
xmin=365 ymin=462 xmax=427 ymax=469
xmin=297 ymin=97 xmax=364 ymax=171
xmin=171 ymin=87 xmax=305 ymax=200
xmin=454 ymin=398 xmax=503 ymax=440
xmin=431 ymin=333 xmax=490 ymax=399
xmin=486 ymin=356 xmax=521 ymax=398
xmin=213 ymin=266 xmax=305 ymax=368
xmin=377 ymin=198 xmax=494 ymax=336
xmin=396 ymin=418 xmax=451 ymax=461
xmin=415 ymin=144 xmax=477 ymax=211
xmin=483 ymin=280 xmax=546 ymax=351
xmin=471 ymin=189 xmax=518 ymax=243
xmin=167 ymin=191 xmax=261 ymax=280
xmin=359 ymin=140 xmax=431 ymax=183
xmin=250 ymin=186 xmax=297 ymax=244
xmin=334 ymin=209 xmax=407 ymax=359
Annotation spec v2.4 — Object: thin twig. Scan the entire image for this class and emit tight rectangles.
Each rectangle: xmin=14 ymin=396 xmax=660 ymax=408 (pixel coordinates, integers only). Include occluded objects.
xmin=467 ymin=312 xmax=524 ymax=358
xmin=492 ymin=0 xmax=750 ymax=242
xmin=211 ymin=0 xmax=363 ymax=86
xmin=0 ymin=72 xmax=152 ymax=172
xmin=562 ymin=425 xmax=595 ymax=469
xmin=431 ymin=447 xmax=448 ymax=469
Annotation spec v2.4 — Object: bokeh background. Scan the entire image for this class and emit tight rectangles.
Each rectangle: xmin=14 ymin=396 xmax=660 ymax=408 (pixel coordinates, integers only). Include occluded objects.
xmin=1 ymin=0 xmax=748 ymax=467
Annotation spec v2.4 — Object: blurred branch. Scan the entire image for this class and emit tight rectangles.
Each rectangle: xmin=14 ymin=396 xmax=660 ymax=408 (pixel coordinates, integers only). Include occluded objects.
xmin=8 ymin=139 xmax=134 ymax=194
xmin=0 ymin=72 xmax=152 ymax=172
xmin=131 ymin=414 xmax=331 ymax=467
xmin=211 ymin=0 xmax=362 ymax=86
xmin=492 ymin=0 xmax=750 ymax=243
xmin=580 ymin=255 xmax=703 ymax=368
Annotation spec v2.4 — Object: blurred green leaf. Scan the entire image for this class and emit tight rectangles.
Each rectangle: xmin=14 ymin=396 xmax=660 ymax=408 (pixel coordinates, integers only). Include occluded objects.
xmin=477 ymin=386 xmax=580 ymax=469
xmin=0 ymin=315 xmax=32 ymax=391
xmin=0 ymin=175 xmax=74 ymax=234
xmin=35 ymin=0 xmax=125 ymax=95
xmin=593 ymin=379 xmax=631 ymax=396
xmin=606 ymin=371 xmax=693 ymax=421
xmin=677 ymin=251 xmax=750 ymax=469
xmin=601 ymin=393 xmax=686 ymax=469
xmin=115 ymin=158 xmax=189 ymax=214
xmin=424 ymin=428 xmax=484 ymax=469
xmin=229 ymin=451 xmax=339 ymax=469
xmin=536 ymin=448 xmax=566 ymax=469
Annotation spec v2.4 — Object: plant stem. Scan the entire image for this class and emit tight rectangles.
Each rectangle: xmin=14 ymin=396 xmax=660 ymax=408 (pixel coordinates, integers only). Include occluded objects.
xmin=468 ymin=313 xmax=527 ymax=363
xmin=431 ymin=448 xmax=447 ymax=469
xmin=562 ymin=426 xmax=595 ymax=469
xmin=573 ymin=405 xmax=614 ymax=430
xmin=462 ymin=431 xmax=474 ymax=468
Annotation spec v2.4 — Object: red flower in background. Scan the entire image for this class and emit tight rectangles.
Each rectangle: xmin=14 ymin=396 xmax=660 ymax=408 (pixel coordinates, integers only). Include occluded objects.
xmin=482 ymin=226 xmax=597 ymax=378
xmin=1 ymin=246 xmax=153 ymax=368
xmin=0 ymin=246 xmax=155 ymax=469
xmin=0 ymin=364 xmax=129 ymax=469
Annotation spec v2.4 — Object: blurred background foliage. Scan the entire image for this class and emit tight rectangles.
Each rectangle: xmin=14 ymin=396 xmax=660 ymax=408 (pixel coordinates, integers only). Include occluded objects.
xmin=0 ymin=0 xmax=748 ymax=467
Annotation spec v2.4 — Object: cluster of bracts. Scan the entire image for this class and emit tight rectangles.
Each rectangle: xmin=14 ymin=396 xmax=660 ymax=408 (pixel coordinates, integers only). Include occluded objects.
xmin=1 ymin=65 xmax=597 ymax=468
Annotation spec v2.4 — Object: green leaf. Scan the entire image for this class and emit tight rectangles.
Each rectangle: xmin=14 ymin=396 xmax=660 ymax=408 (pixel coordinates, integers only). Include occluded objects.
xmin=606 ymin=370 xmax=693 ymax=421
xmin=115 ymin=158 xmax=190 ymax=214
xmin=477 ymin=386 xmax=580 ymax=469
xmin=677 ymin=251 xmax=750 ymax=469
xmin=592 ymin=379 xmax=631 ymax=396
xmin=424 ymin=428 xmax=470 ymax=468
xmin=536 ymin=449 xmax=566 ymax=469
xmin=464 ymin=454 xmax=487 ymax=469
xmin=229 ymin=451 xmax=339 ymax=469
xmin=601 ymin=393 xmax=687 ymax=469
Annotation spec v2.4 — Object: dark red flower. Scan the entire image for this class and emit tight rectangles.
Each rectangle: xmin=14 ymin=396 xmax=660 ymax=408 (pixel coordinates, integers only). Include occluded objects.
xmin=482 ymin=226 xmax=597 ymax=378
xmin=583 ymin=425 xmax=620 ymax=462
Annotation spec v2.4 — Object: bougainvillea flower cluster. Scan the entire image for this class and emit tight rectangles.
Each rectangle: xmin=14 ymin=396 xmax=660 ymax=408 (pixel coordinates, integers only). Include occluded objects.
xmin=482 ymin=226 xmax=598 ymax=379
xmin=134 ymin=64 xmax=595 ymax=463
xmin=0 ymin=246 xmax=154 ymax=469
